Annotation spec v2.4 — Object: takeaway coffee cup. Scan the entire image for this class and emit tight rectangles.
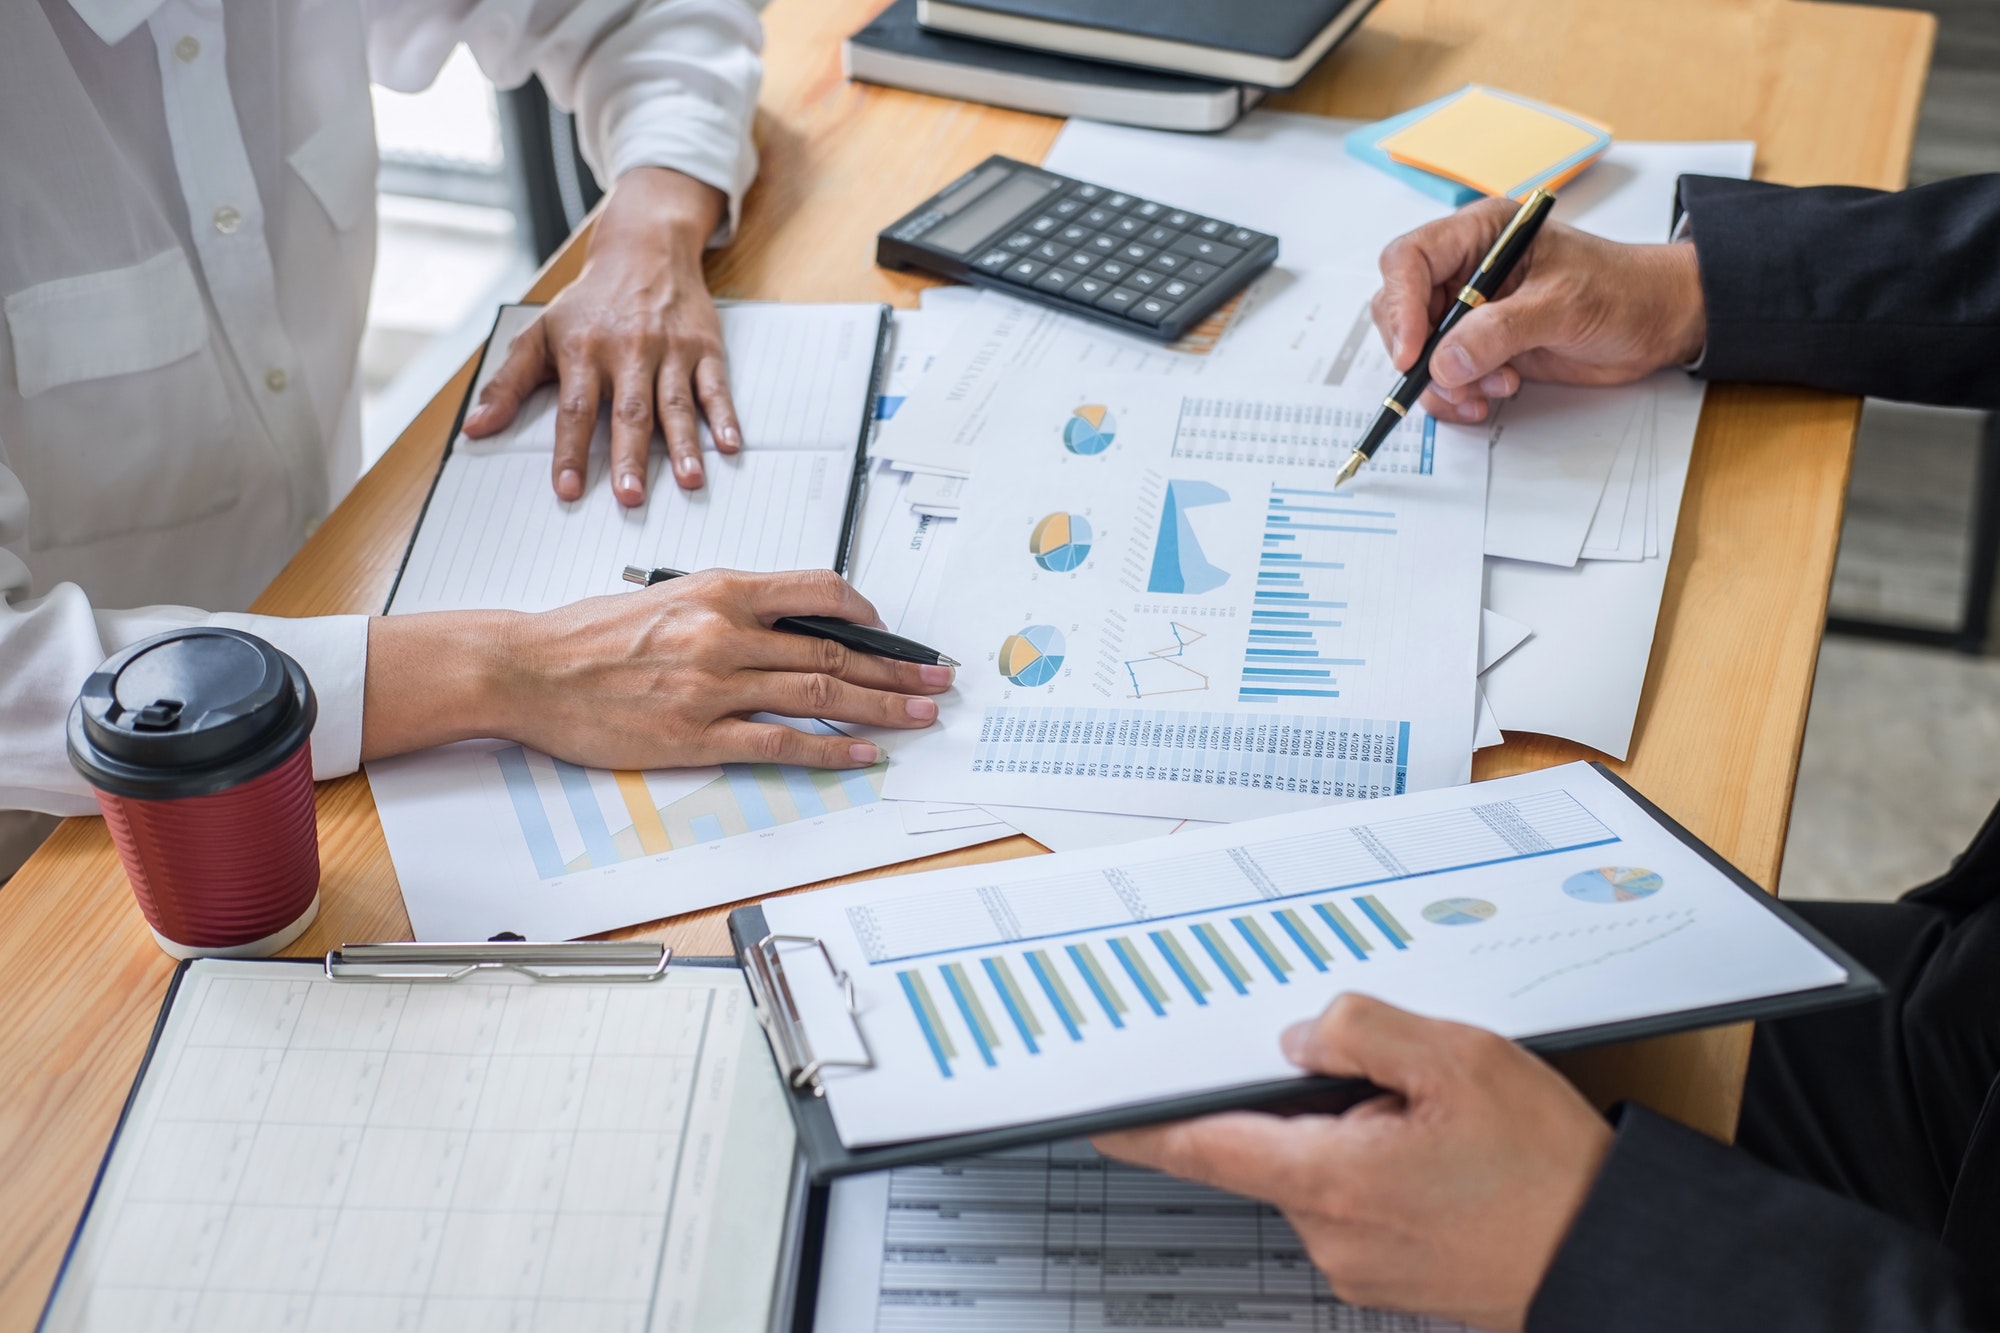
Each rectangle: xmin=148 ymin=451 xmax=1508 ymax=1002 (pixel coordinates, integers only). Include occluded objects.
xmin=67 ymin=628 xmax=321 ymax=959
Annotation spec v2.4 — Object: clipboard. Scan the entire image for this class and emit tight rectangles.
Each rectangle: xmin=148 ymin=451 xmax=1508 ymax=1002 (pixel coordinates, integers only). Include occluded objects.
xmin=730 ymin=764 xmax=1883 ymax=1181
xmin=38 ymin=943 xmax=833 ymax=1333
xmin=381 ymin=300 xmax=894 ymax=614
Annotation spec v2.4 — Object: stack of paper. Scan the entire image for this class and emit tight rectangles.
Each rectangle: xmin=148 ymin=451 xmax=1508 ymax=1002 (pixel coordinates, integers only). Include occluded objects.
xmin=858 ymin=113 xmax=1752 ymax=853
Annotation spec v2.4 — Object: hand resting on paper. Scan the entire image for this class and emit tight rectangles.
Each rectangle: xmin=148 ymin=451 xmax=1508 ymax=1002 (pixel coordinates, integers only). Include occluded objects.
xmin=1093 ymin=993 xmax=1612 ymax=1333
xmin=461 ymin=167 xmax=741 ymax=504
xmin=360 ymin=569 xmax=951 ymax=770
xmin=1371 ymin=196 xmax=1708 ymax=425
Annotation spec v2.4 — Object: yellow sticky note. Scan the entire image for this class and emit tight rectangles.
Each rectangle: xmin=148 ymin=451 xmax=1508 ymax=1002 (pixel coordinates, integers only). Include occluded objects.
xmin=1379 ymin=86 xmax=1610 ymax=198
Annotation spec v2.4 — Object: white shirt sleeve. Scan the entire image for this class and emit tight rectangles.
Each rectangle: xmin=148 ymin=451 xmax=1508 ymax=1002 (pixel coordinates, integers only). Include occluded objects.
xmin=0 ymin=464 xmax=368 ymax=816
xmin=365 ymin=0 xmax=764 ymax=242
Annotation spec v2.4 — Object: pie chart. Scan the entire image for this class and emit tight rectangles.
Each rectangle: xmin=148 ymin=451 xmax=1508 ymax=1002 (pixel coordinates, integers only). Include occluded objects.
xmin=1562 ymin=867 xmax=1664 ymax=904
xmin=1030 ymin=513 xmax=1093 ymax=571
xmin=998 ymin=624 xmax=1065 ymax=687
xmin=1422 ymin=897 xmax=1496 ymax=926
xmin=1063 ymin=404 xmax=1117 ymax=455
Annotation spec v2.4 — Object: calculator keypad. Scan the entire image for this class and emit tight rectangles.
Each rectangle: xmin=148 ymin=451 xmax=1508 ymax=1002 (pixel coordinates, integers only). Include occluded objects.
xmin=891 ymin=161 xmax=1276 ymax=338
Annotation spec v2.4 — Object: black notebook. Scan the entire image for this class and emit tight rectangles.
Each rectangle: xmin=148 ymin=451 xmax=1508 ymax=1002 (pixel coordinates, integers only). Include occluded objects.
xmin=848 ymin=0 xmax=1261 ymax=132
xmin=915 ymin=0 xmax=1382 ymax=88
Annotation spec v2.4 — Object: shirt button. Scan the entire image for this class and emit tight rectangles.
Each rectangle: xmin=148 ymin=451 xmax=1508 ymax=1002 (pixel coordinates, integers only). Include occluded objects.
xmin=264 ymin=368 xmax=288 ymax=393
xmin=212 ymin=205 xmax=241 ymax=234
xmin=174 ymin=35 xmax=200 ymax=62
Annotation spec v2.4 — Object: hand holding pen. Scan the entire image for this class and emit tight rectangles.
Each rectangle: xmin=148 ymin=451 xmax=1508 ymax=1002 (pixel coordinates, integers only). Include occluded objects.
xmin=1363 ymin=193 xmax=1710 ymax=430
xmin=1337 ymin=189 xmax=1559 ymax=487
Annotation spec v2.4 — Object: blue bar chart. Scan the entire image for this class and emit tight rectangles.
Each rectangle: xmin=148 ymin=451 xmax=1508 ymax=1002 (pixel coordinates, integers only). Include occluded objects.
xmin=893 ymin=891 xmax=1428 ymax=1078
xmin=1242 ymin=485 xmax=1398 ymax=705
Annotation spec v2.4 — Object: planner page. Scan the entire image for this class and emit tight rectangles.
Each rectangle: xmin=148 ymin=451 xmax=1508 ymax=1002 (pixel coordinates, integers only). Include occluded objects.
xmin=389 ymin=301 xmax=884 ymax=615
xmin=42 ymin=962 xmax=796 ymax=1333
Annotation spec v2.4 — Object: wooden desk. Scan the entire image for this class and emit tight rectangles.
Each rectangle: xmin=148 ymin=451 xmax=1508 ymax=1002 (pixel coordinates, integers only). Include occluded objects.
xmin=0 ymin=0 xmax=1933 ymax=1323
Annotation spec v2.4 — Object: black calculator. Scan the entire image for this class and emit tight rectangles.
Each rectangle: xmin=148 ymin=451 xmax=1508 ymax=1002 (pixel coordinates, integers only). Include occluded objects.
xmin=876 ymin=155 xmax=1279 ymax=342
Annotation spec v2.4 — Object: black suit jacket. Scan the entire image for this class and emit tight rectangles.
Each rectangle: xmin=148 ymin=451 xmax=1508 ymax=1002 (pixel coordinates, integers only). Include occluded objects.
xmin=1678 ymin=174 xmax=2000 ymax=408
xmin=1529 ymin=806 xmax=2000 ymax=1332
xmin=1525 ymin=175 xmax=2000 ymax=1332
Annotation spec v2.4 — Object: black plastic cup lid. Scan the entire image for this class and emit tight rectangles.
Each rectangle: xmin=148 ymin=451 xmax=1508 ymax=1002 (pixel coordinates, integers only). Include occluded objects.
xmin=67 ymin=628 xmax=318 ymax=800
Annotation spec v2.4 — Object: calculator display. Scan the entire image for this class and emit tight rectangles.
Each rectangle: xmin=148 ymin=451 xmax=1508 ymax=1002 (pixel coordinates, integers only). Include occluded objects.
xmin=877 ymin=155 xmax=1279 ymax=344
xmin=925 ymin=171 xmax=1063 ymax=254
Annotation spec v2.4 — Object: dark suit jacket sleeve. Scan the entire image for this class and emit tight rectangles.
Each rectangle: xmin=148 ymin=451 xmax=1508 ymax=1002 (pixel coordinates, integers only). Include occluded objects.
xmin=1678 ymin=174 xmax=2000 ymax=408
xmin=1527 ymin=1105 xmax=1984 ymax=1333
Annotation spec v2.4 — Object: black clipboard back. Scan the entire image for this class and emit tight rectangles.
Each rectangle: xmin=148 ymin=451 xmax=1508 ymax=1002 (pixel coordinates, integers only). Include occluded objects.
xmin=730 ymin=762 xmax=1883 ymax=1182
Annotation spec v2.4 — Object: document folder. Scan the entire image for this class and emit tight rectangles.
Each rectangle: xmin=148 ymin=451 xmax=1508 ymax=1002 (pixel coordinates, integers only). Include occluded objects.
xmin=731 ymin=764 xmax=1882 ymax=1182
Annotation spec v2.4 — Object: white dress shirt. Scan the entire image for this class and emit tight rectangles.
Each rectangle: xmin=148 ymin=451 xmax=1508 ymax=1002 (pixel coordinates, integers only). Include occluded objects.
xmin=0 ymin=0 xmax=763 ymax=859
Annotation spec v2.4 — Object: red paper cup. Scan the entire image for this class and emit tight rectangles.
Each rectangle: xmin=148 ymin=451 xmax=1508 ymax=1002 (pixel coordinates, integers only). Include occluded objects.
xmin=67 ymin=628 xmax=321 ymax=958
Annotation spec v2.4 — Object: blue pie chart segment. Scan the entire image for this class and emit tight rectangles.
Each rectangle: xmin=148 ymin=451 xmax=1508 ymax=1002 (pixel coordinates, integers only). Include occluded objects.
xmin=998 ymin=624 xmax=1065 ymax=687
xmin=1063 ymin=404 xmax=1117 ymax=456
xmin=1562 ymin=867 xmax=1664 ymax=904
xmin=1421 ymin=897 xmax=1496 ymax=926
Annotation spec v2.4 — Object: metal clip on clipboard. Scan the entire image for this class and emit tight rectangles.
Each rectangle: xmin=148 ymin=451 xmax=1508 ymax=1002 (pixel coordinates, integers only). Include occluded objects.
xmin=743 ymin=934 xmax=874 ymax=1095
xmin=325 ymin=940 xmax=671 ymax=982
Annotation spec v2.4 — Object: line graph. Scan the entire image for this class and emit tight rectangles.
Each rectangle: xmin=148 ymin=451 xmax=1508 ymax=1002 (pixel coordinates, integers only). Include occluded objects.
xmin=1122 ymin=621 xmax=1211 ymax=698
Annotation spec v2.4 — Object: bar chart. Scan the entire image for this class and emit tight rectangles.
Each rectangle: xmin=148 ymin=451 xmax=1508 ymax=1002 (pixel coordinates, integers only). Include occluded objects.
xmin=1243 ymin=484 xmax=1399 ymax=705
xmin=493 ymin=745 xmax=885 ymax=880
xmin=896 ymin=889 xmax=1427 ymax=1077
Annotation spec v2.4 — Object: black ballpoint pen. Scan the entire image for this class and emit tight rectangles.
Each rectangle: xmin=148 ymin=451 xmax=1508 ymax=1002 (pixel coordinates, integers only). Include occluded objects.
xmin=1335 ymin=186 xmax=1559 ymax=488
xmin=621 ymin=566 xmax=961 ymax=667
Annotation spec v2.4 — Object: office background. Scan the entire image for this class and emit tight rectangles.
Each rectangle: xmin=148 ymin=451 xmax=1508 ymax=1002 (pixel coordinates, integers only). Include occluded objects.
xmin=355 ymin=0 xmax=2000 ymax=908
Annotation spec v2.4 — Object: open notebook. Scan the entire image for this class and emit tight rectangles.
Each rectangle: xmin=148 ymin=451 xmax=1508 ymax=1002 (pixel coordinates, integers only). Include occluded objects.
xmin=388 ymin=302 xmax=885 ymax=615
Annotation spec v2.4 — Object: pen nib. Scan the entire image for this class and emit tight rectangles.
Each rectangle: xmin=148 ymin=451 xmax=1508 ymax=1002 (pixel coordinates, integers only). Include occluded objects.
xmin=938 ymin=655 xmax=961 ymax=668
xmin=1333 ymin=450 xmax=1367 ymax=488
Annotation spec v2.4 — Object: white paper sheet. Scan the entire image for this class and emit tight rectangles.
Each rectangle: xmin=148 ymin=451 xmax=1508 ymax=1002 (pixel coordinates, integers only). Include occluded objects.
xmin=41 ymin=962 xmax=798 ymax=1333
xmin=763 ymin=762 xmax=1849 ymax=1148
xmin=880 ymin=371 xmax=1487 ymax=822
xmin=872 ymin=292 xmax=1205 ymax=475
xmin=1482 ymin=385 xmax=1636 ymax=566
xmin=1475 ymin=687 xmax=1504 ymax=750
xmin=1480 ymin=609 xmax=1533 ymax=674
xmin=815 ymin=1143 xmax=1471 ymax=1333
xmin=369 ymin=730 xmax=1009 ymax=941
xmin=990 ymin=805 xmax=1212 ymax=853
xmin=1482 ymin=373 xmax=1707 ymax=758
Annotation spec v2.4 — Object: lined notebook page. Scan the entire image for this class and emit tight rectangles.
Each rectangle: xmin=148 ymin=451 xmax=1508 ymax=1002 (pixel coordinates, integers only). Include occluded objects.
xmin=389 ymin=301 xmax=882 ymax=615
xmin=42 ymin=961 xmax=797 ymax=1333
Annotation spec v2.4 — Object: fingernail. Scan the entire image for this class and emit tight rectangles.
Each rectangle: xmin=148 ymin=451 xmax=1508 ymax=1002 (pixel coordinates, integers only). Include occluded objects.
xmin=676 ymin=456 xmax=700 ymax=479
xmin=557 ymin=468 xmax=582 ymax=499
xmin=618 ymin=471 xmax=644 ymax=496
xmin=1442 ymin=344 xmax=1477 ymax=382
xmin=1479 ymin=372 xmax=1512 ymax=396
xmin=1280 ymin=1020 xmax=1312 ymax=1064
xmin=905 ymin=697 xmax=938 ymax=721
xmin=919 ymin=664 xmax=953 ymax=686
xmin=1456 ymin=400 xmax=1486 ymax=423
xmin=723 ymin=426 xmax=742 ymax=449
xmin=849 ymin=742 xmax=880 ymax=764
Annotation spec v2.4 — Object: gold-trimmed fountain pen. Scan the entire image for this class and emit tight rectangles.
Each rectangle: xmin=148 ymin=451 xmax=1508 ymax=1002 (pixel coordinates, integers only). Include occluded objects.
xmin=1334 ymin=187 xmax=1559 ymax=488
